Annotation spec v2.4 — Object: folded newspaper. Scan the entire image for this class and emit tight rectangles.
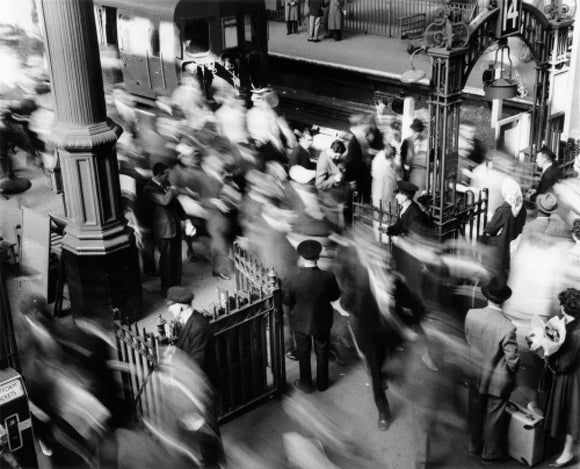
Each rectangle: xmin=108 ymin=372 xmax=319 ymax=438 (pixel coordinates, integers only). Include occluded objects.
xmin=528 ymin=315 xmax=567 ymax=358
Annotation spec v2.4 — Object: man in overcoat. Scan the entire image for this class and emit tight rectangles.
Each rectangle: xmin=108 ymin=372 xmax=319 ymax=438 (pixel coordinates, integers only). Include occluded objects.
xmin=465 ymin=279 xmax=520 ymax=464
xmin=529 ymin=145 xmax=561 ymax=202
xmin=143 ymin=162 xmax=187 ymax=297
xmin=386 ymin=181 xmax=430 ymax=237
xmin=283 ymin=240 xmax=341 ymax=393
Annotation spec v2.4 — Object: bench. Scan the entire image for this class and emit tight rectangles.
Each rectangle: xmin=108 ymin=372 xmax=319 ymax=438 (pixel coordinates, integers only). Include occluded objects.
xmin=400 ymin=13 xmax=426 ymax=41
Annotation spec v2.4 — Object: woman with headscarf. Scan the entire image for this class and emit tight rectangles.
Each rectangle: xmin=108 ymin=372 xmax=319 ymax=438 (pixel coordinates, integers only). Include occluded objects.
xmin=481 ymin=176 xmax=526 ymax=285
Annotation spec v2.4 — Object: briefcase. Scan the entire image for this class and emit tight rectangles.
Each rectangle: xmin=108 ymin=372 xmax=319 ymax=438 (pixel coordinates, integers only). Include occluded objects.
xmin=506 ymin=402 xmax=545 ymax=467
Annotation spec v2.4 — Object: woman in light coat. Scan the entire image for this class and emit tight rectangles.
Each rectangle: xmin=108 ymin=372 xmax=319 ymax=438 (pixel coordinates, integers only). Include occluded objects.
xmin=285 ymin=1 xmax=300 ymax=35
xmin=327 ymin=0 xmax=344 ymax=41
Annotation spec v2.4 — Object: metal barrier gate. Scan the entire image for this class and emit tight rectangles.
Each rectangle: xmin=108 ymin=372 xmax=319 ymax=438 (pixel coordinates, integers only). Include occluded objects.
xmin=353 ymin=188 xmax=488 ymax=244
xmin=113 ymin=245 xmax=285 ymax=424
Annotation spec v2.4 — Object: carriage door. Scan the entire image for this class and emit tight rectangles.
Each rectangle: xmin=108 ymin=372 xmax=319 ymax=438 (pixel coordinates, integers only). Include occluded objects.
xmin=117 ymin=13 xmax=164 ymax=98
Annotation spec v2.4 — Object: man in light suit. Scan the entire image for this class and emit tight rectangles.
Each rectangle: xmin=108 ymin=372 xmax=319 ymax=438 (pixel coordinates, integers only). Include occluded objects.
xmin=143 ymin=162 xmax=187 ymax=297
xmin=465 ymin=278 xmax=520 ymax=465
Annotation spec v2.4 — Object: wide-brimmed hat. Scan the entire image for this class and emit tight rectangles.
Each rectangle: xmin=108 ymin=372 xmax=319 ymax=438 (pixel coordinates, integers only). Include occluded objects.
xmin=297 ymin=239 xmax=322 ymax=260
xmin=394 ymin=180 xmax=419 ymax=198
xmin=167 ymin=286 xmax=194 ymax=304
xmin=536 ymin=193 xmax=558 ymax=214
xmin=482 ymin=278 xmax=512 ymax=304
xmin=410 ymin=118 xmax=425 ymax=132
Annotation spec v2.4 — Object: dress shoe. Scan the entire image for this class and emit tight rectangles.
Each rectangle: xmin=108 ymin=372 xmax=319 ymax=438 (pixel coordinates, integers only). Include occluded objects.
xmin=294 ymin=379 xmax=314 ymax=394
xmin=313 ymin=38 xmax=321 ymax=42
xmin=377 ymin=413 xmax=390 ymax=431
xmin=323 ymin=33 xmax=332 ymax=38
xmin=307 ymin=37 xmax=313 ymax=42
xmin=212 ymin=271 xmax=231 ymax=280
xmin=286 ymin=350 xmax=298 ymax=361
xmin=549 ymin=455 xmax=575 ymax=468
xmin=480 ymin=456 xmax=507 ymax=465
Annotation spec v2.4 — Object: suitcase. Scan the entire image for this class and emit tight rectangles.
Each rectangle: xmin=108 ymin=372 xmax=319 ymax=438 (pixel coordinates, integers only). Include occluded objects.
xmin=506 ymin=402 xmax=545 ymax=467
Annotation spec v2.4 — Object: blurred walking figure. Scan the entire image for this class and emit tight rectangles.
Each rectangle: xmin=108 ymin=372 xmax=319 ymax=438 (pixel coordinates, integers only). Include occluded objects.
xmin=465 ymin=278 xmax=520 ymax=465
xmin=306 ymin=0 xmax=324 ymax=42
xmin=283 ymin=240 xmax=341 ymax=393
xmin=285 ymin=0 xmax=300 ymax=34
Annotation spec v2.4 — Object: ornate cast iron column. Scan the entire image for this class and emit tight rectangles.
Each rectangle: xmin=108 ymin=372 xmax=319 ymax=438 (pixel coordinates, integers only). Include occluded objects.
xmin=39 ymin=0 xmax=141 ymax=323
xmin=427 ymin=48 xmax=466 ymax=239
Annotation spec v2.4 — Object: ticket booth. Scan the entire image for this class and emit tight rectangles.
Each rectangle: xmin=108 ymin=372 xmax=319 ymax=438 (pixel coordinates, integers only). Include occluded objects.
xmin=0 ymin=368 xmax=38 ymax=468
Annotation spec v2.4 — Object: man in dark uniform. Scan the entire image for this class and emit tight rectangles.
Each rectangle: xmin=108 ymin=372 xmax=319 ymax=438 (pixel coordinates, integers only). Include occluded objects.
xmin=529 ymin=145 xmax=561 ymax=202
xmin=143 ymin=162 xmax=188 ymax=297
xmin=283 ymin=240 xmax=341 ymax=393
xmin=386 ymin=181 xmax=430 ymax=237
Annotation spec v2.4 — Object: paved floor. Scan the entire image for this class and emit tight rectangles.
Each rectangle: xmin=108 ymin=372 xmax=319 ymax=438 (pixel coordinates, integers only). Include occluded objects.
xmin=267 ymin=19 xmax=536 ymax=103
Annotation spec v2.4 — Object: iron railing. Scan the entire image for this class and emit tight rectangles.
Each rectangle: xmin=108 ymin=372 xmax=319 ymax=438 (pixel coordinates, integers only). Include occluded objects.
xmin=268 ymin=0 xmax=483 ymax=37
xmin=113 ymin=249 xmax=285 ymax=424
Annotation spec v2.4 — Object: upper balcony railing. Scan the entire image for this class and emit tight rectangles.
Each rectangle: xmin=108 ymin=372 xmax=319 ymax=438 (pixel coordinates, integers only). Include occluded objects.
xmin=268 ymin=0 xmax=486 ymax=38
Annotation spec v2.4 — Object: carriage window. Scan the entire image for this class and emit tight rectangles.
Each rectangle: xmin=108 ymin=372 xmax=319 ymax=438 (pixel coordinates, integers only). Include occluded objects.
xmin=118 ymin=14 xmax=132 ymax=51
xmin=222 ymin=17 xmax=238 ymax=49
xmin=244 ymin=15 xmax=253 ymax=43
xmin=183 ymin=20 xmax=210 ymax=55
xmin=150 ymin=27 xmax=160 ymax=56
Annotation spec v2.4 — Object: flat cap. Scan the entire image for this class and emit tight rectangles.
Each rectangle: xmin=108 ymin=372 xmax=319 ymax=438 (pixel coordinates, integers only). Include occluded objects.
xmin=166 ymin=286 xmax=194 ymax=304
xmin=297 ymin=239 xmax=322 ymax=260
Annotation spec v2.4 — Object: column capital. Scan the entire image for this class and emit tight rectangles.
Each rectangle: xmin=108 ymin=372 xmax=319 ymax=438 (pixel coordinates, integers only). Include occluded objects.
xmin=50 ymin=119 xmax=122 ymax=152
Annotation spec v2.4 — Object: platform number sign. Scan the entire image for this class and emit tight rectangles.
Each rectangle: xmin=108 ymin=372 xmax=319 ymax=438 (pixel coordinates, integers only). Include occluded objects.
xmin=497 ymin=0 xmax=523 ymax=38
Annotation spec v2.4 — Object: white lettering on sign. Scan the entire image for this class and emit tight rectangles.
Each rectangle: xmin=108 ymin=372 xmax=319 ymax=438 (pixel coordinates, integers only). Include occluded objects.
xmin=503 ymin=0 xmax=519 ymax=32
xmin=0 ymin=380 xmax=24 ymax=405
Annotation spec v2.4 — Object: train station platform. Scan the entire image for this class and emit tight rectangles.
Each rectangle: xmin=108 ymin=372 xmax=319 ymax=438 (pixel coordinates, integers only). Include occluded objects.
xmin=266 ymin=19 xmax=535 ymax=102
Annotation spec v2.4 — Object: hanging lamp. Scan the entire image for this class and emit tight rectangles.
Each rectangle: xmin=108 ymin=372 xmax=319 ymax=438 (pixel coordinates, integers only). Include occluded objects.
xmin=484 ymin=42 xmax=519 ymax=100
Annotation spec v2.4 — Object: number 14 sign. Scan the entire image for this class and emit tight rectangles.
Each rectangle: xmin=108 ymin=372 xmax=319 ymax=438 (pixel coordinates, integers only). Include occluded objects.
xmin=497 ymin=0 xmax=523 ymax=38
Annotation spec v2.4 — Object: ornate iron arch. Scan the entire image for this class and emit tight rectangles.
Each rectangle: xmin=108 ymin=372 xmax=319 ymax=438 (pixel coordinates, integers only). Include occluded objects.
xmin=426 ymin=2 xmax=573 ymax=240
xmin=462 ymin=3 xmax=551 ymax=86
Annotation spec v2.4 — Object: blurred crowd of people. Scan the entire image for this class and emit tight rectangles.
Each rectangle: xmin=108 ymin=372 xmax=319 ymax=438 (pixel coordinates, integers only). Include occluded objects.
xmin=4 ymin=57 xmax=580 ymax=468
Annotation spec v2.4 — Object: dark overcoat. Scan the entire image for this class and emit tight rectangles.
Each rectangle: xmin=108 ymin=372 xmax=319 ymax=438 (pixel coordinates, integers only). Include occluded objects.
xmin=482 ymin=201 xmax=526 ymax=273
xmin=545 ymin=320 xmax=580 ymax=440
xmin=387 ymin=202 xmax=429 ymax=237
xmin=282 ymin=266 xmax=340 ymax=335
xmin=534 ymin=164 xmax=561 ymax=199
xmin=143 ymin=180 xmax=185 ymax=239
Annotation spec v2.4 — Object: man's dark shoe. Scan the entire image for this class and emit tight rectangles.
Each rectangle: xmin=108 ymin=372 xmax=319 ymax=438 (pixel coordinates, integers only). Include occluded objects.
xmin=480 ymin=455 xmax=507 ymax=465
xmin=313 ymin=38 xmax=321 ymax=42
xmin=286 ymin=350 xmax=298 ymax=361
xmin=323 ymin=33 xmax=332 ymax=38
xmin=294 ymin=379 xmax=314 ymax=394
xmin=377 ymin=413 xmax=390 ymax=431
xmin=212 ymin=271 xmax=231 ymax=280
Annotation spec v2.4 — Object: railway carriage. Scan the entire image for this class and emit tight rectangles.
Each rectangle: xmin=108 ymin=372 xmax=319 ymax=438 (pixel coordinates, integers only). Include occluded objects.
xmin=94 ymin=0 xmax=268 ymax=101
